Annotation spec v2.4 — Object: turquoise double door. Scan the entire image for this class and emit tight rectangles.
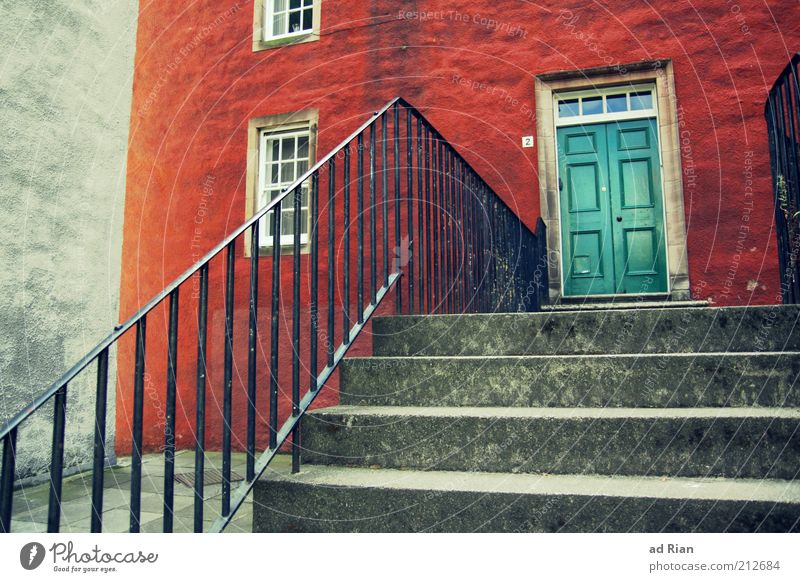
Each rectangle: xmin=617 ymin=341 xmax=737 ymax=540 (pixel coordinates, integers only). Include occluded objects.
xmin=557 ymin=118 xmax=668 ymax=296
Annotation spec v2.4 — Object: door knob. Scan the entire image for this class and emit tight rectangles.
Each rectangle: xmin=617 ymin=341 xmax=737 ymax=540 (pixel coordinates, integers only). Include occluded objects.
xmin=616 ymin=216 xmax=622 ymax=222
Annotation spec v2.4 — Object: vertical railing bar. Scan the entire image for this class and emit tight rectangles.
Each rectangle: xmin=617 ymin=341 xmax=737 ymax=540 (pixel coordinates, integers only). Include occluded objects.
xmin=466 ymin=171 xmax=476 ymax=312
xmin=442 ymin=147 xmax=450 ymax=313
xmin=90 ymin=348 xmax=109 ymax=533
xmin=393 ymin=103 xmax=402 ymax=312
xmin=447 ymin=151 xmax=458 ymax=313
xmin=270 ymin=207 xmax=282 ymax=449
xmin=438 ymin=141 xmax=447 ymax=313
xmin=416 ymin=118 xmax=425 ymax=311
xmin=432 ymin=135 xmax=440 ymax=311
xmin=130 ymin=317 xmax=146 ymax=533
xmin=246 ymin=221 xmax=260 ymax=483
xmin=163 ymin=288 xmax=179 ymax=533
xmin=382 ymin=115 xmax=389 ymax=287
xmin=222 ymin=241 xmax=235 ymax=516
xmin=292 ymin=185 xmax=302 ymax=474
xmin=0 ymin=427 xmax=17 ymax=533
xmin=456 ymin=161 xmax=465 ymax=313
xmin=357 ymin=134 xmax=365 ymax=323
xmin=343 ymin=150 xmax=351 ymax=344
xmin=194 ymin=263 xmax=208 ymax=532
xmin=47 ymin=386 xmax=68 ymax=533
xmin=424 ymin=127 xmax=432 ymax=313
xmin=369 ymin=123 xmax=377 ymax=305
xmin=406 ymin=107 xmax=415 ymax=314
xmin=310 ymin=172 xmax=319 ymax=392
xmin=327 ymin=159 xmax=336 ymax=362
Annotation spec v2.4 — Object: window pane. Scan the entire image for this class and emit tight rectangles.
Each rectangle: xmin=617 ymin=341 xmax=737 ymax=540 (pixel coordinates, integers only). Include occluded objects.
xmin=296 ymin=160 xmax=308 ymax=176
xmin=582 ymin=96 xmax=602 ymax=115
xmin=272 ymin=12 xmax=286 ymax=35
xmin=558 ymin=99 xmax=579 ymax=117
xmin=281 ymin=162 xmax=294 ymax=182
xmin=304 ymin=0 xmax=312 ymax=5
xmin=269 ymin=163 xmax=279 ymax=184
xmin=281 ymin=211 xmax=294 ymax=236
xmin=297 ymin=136 xmax=309 ymax=158
xmin=630 ymin=91 xmax=653 ymax=111
xmin=274 ymin=0 xmax=287 ymax=10
xmin=270 ymin=141 xmax=280 ymax=161
xmin=281 ymin=137 xmax=295 ymax=159
xmin=300 ymin=209 xmax=308 ymax=234
xmin=302 ymin=8 xmax=312 ymax=30
xmin=606 ymin=94 xmax=627 ymax=113
xmin=289 ymin=11 xmax=301 ymax=32
xmin=290 ymin=0 xmax=302 ymax=8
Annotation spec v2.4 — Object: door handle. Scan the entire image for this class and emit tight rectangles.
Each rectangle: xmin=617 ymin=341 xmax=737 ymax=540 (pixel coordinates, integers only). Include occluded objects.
xmin=616 ymin=216 xmax=622 ymax=222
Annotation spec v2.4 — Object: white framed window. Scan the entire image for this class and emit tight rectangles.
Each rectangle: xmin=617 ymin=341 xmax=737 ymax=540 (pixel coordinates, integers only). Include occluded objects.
xmin=265 ymin=0 xmax=314 ymax=40
xmin=257 ymin=126 xmax=311 ymax=248
xmin=554 ymin=84 xmax=657 ymax=127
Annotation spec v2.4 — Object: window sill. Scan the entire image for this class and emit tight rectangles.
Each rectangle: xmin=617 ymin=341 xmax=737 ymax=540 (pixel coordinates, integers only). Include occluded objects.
xmin=253 ymin=32 xmax=319 ymax=52
xmin=247 ymin=243 xmax=312 ymax=258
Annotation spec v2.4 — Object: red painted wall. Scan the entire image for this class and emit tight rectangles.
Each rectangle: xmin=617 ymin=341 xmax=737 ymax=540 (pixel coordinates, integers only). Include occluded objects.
xmin=117 ymin=0 xmax=800 ymax=454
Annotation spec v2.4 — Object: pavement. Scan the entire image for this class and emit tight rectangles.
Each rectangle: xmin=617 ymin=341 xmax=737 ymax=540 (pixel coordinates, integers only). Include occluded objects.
xmin=7 ymin=450 xmax=290 ymax=533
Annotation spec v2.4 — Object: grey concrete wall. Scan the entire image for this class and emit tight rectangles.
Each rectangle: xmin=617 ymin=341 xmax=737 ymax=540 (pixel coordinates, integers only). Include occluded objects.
xmin=0 ymin=0 xmax=138 ymax=481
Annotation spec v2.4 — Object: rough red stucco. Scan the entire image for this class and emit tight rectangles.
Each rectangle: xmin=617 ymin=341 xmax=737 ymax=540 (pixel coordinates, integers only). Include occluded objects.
xmin=116 ymin=0 xmax=800 ymax=454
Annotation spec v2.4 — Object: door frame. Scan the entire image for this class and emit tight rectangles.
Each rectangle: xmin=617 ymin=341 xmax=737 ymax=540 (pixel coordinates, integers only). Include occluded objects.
xmin=535 ymin=59 xmax=690 ymax=302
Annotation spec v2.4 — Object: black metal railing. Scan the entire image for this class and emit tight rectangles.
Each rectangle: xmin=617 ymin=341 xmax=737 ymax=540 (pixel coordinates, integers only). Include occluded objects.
xmin=766 ymin=52 xmax=800 ymax=304
xmin=0 ymin=97 xmax=548 ymax=534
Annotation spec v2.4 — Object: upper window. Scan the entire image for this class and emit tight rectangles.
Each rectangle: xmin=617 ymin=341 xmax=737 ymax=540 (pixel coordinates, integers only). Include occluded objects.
xmin=257 ymin=126 xmax=311 ymax=247
xmin=265 ymin=0 xmax=314 ymax=40
xmin=555 ymin=85 xmax=656 ymax=126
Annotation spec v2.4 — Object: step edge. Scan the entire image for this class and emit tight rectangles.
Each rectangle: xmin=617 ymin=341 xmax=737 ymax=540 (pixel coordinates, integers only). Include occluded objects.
xmin=257 ymin=466 xmax=800 ymax=503
xmin=308 ymin=405 xmax=800 ymax=419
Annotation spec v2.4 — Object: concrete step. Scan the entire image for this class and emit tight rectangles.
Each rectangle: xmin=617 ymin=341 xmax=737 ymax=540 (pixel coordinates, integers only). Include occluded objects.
xmin=341 ymin=353 xmax=800 ymax=408
xmin=253 ymin=464 xmax=800 ymax=532
xmin=301 ymin=406 xmax=800 ymax=479
xmin=543 ymin=300 xmax=710 ymax=311
xmin=371 ymin=305 xmax=800 ymax=356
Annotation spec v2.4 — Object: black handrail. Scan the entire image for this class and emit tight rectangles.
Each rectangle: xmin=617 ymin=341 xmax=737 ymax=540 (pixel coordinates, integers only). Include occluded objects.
xmin=766 ymin=53 xmax=800 ymax=304
xmin=0 ymin=97 xmax=548 ymax=533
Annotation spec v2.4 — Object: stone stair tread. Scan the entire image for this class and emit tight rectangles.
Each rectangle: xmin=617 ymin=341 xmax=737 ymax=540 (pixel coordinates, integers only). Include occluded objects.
xmin=262 ymin=464 xmax=800 ymax=504
xmin=542 ymin=300 xmax=711 ymax=311
xmin=312 ymin=405 xmax=800 ymax=419
xmin=346 ymin=351 xmax=800 ymax=360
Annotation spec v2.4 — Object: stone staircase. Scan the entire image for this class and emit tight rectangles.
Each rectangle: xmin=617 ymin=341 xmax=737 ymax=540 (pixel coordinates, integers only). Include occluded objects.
xmin=253 ymin=305 xmax=800 ymax=532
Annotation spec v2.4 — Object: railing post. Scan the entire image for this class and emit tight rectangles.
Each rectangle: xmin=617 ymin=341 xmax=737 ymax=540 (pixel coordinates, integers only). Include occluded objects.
xmin=0 ymin=427 xmax=18 ymax=533
xmin=164 ymin=289 xmax=179 ymax=532
xmin=247 ymin=221 xmax=259 ymax=482
xmin=292 ymin=185 xmax=302 ymax=474
xmin=194 ymin=263 xmax=209 ymax=532
xmin=130 ymin=318 xmax=146 ymax=533
xmin=270 ymin=208 xmax=282 ymax=450
xmin=357 ymin=134 xmax=365 ymax=323
xmin=221 ymin=242 xmax=235 ymax=516
xmin=90 ymin=349 xmax=109 ymax=533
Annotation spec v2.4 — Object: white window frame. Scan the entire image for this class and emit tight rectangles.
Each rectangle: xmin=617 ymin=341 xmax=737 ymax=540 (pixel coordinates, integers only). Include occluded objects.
xmin=257 ymin=124 xmax=312 ymax=248
xmin=264 ymin=0 xmax=315 ymax=41
xmin=554 ymin=83 xmax=657 ymax=127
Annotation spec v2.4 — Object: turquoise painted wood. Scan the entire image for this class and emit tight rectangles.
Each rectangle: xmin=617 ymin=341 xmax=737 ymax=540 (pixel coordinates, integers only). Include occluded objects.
xmin=558 ymin=119 xmax=668 ymax=296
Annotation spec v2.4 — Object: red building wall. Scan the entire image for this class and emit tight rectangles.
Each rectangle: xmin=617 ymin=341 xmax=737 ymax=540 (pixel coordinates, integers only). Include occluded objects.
xmin=116 ymin=0 xmax=800 ymax=454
